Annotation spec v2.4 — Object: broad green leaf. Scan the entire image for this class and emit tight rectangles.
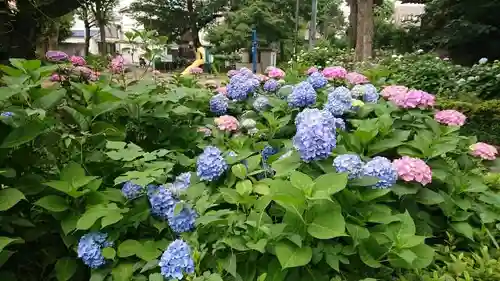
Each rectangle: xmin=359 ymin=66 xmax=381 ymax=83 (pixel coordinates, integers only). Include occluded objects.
xmin=137 ymin=241 xmax=161 ymax=261
xmin=55 ymin=258 xmax=77 ymax=281
xmin=231 ymin=164 xmax=247 ymax=179
xmin=246 ymin=239 xmax=267 ymax=253
xmin=0 ymin=236 xmax=23 ymax=252
xmin=410 ymin=244 xmax=435 ymax=268
xmin=0 ymin=188 xmax=25 ymax=211
xmin=391 ymin=184 xmax=419 ymax=196
xmin=112 ymin=263 xmax=134 ymax=281
xmin=149 ymin=273 xmax=163 ymax=281
xmin=451 ymin=222 xmax=474 ymax=240
xmin=274 ymin=241 xmax=312 ymax=269
xmin=1 ymin=121 xmax=49 ymax=148
xmin=33 ymin=88 xmax=66 ymax=109
xmin=62 ymin=106 xmax=90 ymax=131
xmin=307 ymin=201 xmax=345 ymax=239
xmin=0 ymin=250 xmax=14 ymax=267
xmin=102 ymin=247 xmax=116 ymax=259
xmin=76 ymin=205 xmax=110 ymax=230
xmin=222 ymin=253 xmax=238 ymax=279
xmin=101 ymin=211 xmax=123 ymax=228
xmin=61 ymin=162 xmax=86 ymax=182
xmin=236 ymin=180 xmax=252 ymax=195
xmin=313 ymin=173 xmax=348 ymax=197
xmin=271 ymin=151 xmax=301 ymax=177
xmin=416 ymin=188 xmax=444 ymax=205
xmin=290 ymin=171 xmax=313 ymax=190
xmin=34 ymin=195 xmax=69 ymax=212
xmin=118 ymin=239 xmax=142 ymax=258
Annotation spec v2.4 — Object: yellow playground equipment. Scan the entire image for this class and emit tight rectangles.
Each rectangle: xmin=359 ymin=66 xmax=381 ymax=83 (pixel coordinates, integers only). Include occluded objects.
xmin=181 ymin=46 xmax=208 ymax=75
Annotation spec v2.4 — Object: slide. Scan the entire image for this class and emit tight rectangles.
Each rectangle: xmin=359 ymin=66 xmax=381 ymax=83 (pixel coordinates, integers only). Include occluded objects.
xmin=181 ymin=47 xmax=206 ymax=75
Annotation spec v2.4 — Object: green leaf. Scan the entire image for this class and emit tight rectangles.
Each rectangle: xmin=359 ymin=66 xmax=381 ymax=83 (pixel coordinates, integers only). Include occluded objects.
xmin=149 ymin=273 xmax=163 ymax=281
xmin=62 ymin=106 xmax=90 ymax=131
xmin=231 ymin=164 xmax=247 ymax=179
xmin=410 ymin=244 xmax=435 ymax=268
xmin=236 ymin=180 xmax=253 ymax=195
xmin=391 ymin=184 xmax=419 ymax=196
xmin=274 ymin=241 xmax=312 ymax=269
xmin=271 ymin=151 xmax=301 ymax=177
xmin=0 ymin=188 xmax=25 ymax=211
xmin=34 ymin=195 xmax=69 ymax=212
xmin=0 ymin=236 xmax=23 ymax=252
xmin=1 ymin=121 xmax=49 ymax=148
xmin=102 ymin=247 xmax=116 ymax=259
xmin=307 ymin=200 xmax=346 ymax=239
xmin=137 ymin=241 xmax=161 ymax=261
xmin=33 ymin=89 xmax=66 ymax=109
xmin=290 ymin=171 xmax=313 ymax=190
xmin=76 ymin=205 xmax=110 ymax=230
xmin=416 ymin=188 xmax=444 ymax=205
xmin=55 ymin=257 xmax=77 ymax=281
xmin=101 ymin=211 xmax=124 ymax=228
xmin=61 ymin=162 xmax=86 ymax=182
xmin=451 ymin=222 xmax=474 ymax=240
xmin=112 ymin=263 xmax=134 ymax=281
xmin=118 ymin=239 xmax=142 ymax=258
xmin=313 ymin=173 xmax=348 ymax=197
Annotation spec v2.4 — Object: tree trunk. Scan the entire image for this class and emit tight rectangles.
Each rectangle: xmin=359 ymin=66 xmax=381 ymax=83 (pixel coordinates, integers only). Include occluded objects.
xmin=0 ymin=1 xmax=11 ymax=64
xmin=84 ymin=19 xmax=91 ymax=57
xmin=48 ymin=24 xmax=60 ymax=50
xmin=355 ymin=0 xmax=374 ymax=61
xmin=95 ymin=0 xmax=107 ymax=56
xmin=347 ymin=0 xmax=357 ymax=49
xmin=187 ymin=0 xmax=200 ymax=47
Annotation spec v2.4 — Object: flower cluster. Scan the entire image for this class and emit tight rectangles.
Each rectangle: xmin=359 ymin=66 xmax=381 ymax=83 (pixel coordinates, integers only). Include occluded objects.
xmin=381 ymin=85 xmax=408 ymax=99
xmin=196 ymin=146 xmax=228 ymax=181
xmin=346 ymin=72 xmax=369 ymax=85
xmin=209 ymin=94 xmax=229 ymax=115
xmin=147 ymin=185 xmax=196 ymax=232
xmin=362 ymin=156 xmax=398 ymax=189
xmin=390 ymin=89 xmax=435 ymax=109
xmin=121 ymin=181 xmax=143 ymax=200
xmin=334 ymin=117 xmax=346 ymax=131
xmin=322 ymin=66 xmax=347 ymax=80
xmin=333 ymin=154 xmax=364 ymax=179
xmin=168 ymin=172 xmax=191 ymax=196
xmin=159 ymin=239 xmax=195 ymax=280
xmin=267 ymin=67 xmax=285 ymax=79
xmin=288 ymin=81 xmax=317 ymax=108
xmin=470 ymin=142 xmax=498 ymax=160
xmin=198 ymin=127 xmax=211 ymax=137
xmin=434 ymin=110 xmax=466 ymax=126
xmin=325 ymin=86 xmax=353 ymax=116
xmin=70 ymin=56 xmax=86 ymax=66
xmin=110 ymin=55 xmax=125 ymax=73
xmin=393 ymin=156 xmax=432 ymax=185
xmin=227 ymin=70 xmax=259 ymax=101
xmin=293 ymin=109 xmax=336 ymax=162
xmin=253 ymin=96 xmax=270 ymax=111
xmin=351 ymin=84 xmax=379 ymax=103
xmin=77 ymin=232 xmax=113 ymax=268
xmin=214 ymin=115 xmax=239 ymax=131
xmin=263 ymin=79 xmax=280 ymax=92
xmin=46 ymin=50 xmax=68 ymax=62
xmin=216 ymin=86 xmax=227 ymax=96
xmin=189 ymin=66 xmax=203 ymax=75
xmin=241 ymin=118 xmax=257 ymax=129
xmin=307 ymin=67 xmax=318 ymax=75
xmin=307 ymin=72 xmax=328 ymax=89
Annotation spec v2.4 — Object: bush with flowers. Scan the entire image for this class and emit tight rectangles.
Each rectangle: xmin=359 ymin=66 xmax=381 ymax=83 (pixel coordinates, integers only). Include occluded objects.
xmin=2 ymin=49 xmax=500 ymax=281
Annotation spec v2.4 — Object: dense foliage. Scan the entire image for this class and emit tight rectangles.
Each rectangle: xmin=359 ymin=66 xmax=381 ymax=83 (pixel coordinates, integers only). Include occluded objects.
xmin=2 ymin=47 xmax=500 ymax=281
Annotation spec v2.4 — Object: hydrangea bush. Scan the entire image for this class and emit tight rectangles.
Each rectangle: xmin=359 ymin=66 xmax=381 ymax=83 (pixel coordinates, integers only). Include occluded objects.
xmin=1 ymin=53 xmax=500 ymax=281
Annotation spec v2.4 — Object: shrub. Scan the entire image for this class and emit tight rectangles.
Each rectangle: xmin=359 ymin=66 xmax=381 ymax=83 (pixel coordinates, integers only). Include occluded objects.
xmin=1 ymin=55 xmax=500 ymax=281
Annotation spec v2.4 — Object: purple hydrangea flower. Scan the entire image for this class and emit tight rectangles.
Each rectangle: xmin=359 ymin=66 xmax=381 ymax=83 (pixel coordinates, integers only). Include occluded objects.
xmin=263 ymin=79 xmax=280 ymax=92
xmin=307 ymin=72 xmax=328 ymax=89
xmin=159 ymin=239 xmax=195 ymax=280
xmin=362 ymin=156 xmax=398 ymax=189
xmin=167 ymin=204 xmax=197 ymax=233
xmin=287 ymin=81 xmax=317 ymax=108
xmin=293 ymin=109 xmax=336 ymax=162
xmin=324 ymin=86 xmax=352 ymax=116
xmin=121 ymin=181 xmax=143 ymax=200
xmin=333 ymin=154 xmax=364 ymax=179
xmin=77 ymin=232 xmax=113 ymax=269
xmin=253 ymin=96 xmax=269 ymax=111
xmin=46 ymin=50 xmax=69 ymax=62
xmin=334 ymin=117 xmax=346 ymax=131
xmin=196 ymin=146 xmax=228 ymax=181
xmin=209 ymin=94 xmax=229 ymax=115
xmin=147 ymin=185 xmax=177 ymax=220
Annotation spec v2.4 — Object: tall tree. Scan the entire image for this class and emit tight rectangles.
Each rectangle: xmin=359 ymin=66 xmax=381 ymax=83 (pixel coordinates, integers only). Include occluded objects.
xmin=128 ymin=0 xmax=229 ymax=47
xmin=37 ymin=13 xmax=74 ymax=54
xmin=75 ymin=3 xmax=95 ymax=57
xmin=90 ymin=0 xmax=118 ymax=55
xmin=355 ymin=0 xmax=374 ymax=61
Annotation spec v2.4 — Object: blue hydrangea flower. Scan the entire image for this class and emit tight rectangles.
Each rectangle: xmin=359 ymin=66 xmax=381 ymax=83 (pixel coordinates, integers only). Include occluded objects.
xmin=121 ymin=181 xmax=143 ymax=200
xmin=167 ymin=204 xmax=197 ymax=233
xmin=147 ymin=185 xmax=177 ymax=220
xmin=362 ymin=156 xmax=398 ymax=189
xmin=307 ymin=72 xmax=328 ymax=89
xmin=264 ymin=79 xmax=280 ymax=92
xmin=324 ymin=86 xmax=353 ymax=116
xmin=1 ymin=112 xmax=13 ymax=117
xmin=293 ymin=109 xmax=336 ymax=162
xmin=253 ymin=96 xmax=269 ymax=111
xmin=209 ymin=94 xmax=229 ymax=115
xmin=159 ymin=239 xmax=195 ymax=280
xmin=287 ymin=81 xmax=317 ymax=108
xmin=227 ymin=80 xmax=249 ymax=101
xmin=334 ymin=118 xmax=346 ymax=131
xmin=262 ymin=145 xmax=278 ymax=162
xmin=196 ymin=146 xmax=228 ymax=181
xmin=168 ymin=172 xmax=191 ymax=195
xmin=77 ymin=232 xmax=113 ymax=269
xmin=333 ymin=154 xmax=364 ymax=179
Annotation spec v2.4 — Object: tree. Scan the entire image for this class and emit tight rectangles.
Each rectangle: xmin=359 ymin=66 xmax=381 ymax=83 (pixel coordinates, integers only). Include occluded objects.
xmin=90 ymin=0 xmax=118 ymax=55
xmin=128 ymin=0 xmax=229 ymax=47
xmin=37 ymin=13 xmax=74 ymax=54
xmin=75 ymin=3 xmax=95 ymax=57
xmin=0 ymin=0 xmax=85 ymax=62
xmin=347 ymin=0 xmax=383 ymax=60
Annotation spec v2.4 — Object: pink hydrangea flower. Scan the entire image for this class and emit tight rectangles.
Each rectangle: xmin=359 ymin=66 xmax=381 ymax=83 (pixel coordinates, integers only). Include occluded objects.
xmin=89 ymin=71 xmax=100 ymax=81
xmin=227 ymin=70 xmax=239 ymax=77
xmin=214 ymin=115 xmax=239 ymax=132
xmin=322 ymin=66 xmax=347 ymax=79
xmin=190 ymin=66 xmax=203 ymax=75
xmin=50 ymin=73 xmax=62 ymax=82
xmin=393 ymin=156 xmax=432 ymax=185
xmin=381 ymin=85 xmax=408 ymax=99
xmin=70 ymin=56 xmax=86 ymax=66
xmin=110 ymin=55 xmax=125 ymax=73
xmin=216 ymin=86 xmax=227 ymax=96
xmin=470 ymin=142 xmax=498 ymax=160
xmin=306 ymin=67 xmax=319 ymax=75
xmin=257 ymin=74 xmax=269 ymax=82
xmin=392 ymin=89 xmax=435 ymax=109
xmin=346 ymin=72 xmax=369 ymax=84
xmin=268 ymin=67 xmax=285 ymax=79
xmin=198 ymin=127 xmax=212 ymax=136
xmin=434 ymin=110 xmax=466 ymax=126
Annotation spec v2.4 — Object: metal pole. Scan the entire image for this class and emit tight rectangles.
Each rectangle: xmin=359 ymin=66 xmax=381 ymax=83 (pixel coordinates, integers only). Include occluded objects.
xmin=252 ymin=28 xmax=257 ymax=74
xmin=309 ymin=0 xmax=317 ymax=50
xmin=293 ymin=0 xmax=300 ymax=56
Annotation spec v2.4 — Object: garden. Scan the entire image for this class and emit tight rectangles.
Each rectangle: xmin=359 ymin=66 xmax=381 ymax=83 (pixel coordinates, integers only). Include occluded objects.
xmin=2 ymin=42 xmax=500 ymax=281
